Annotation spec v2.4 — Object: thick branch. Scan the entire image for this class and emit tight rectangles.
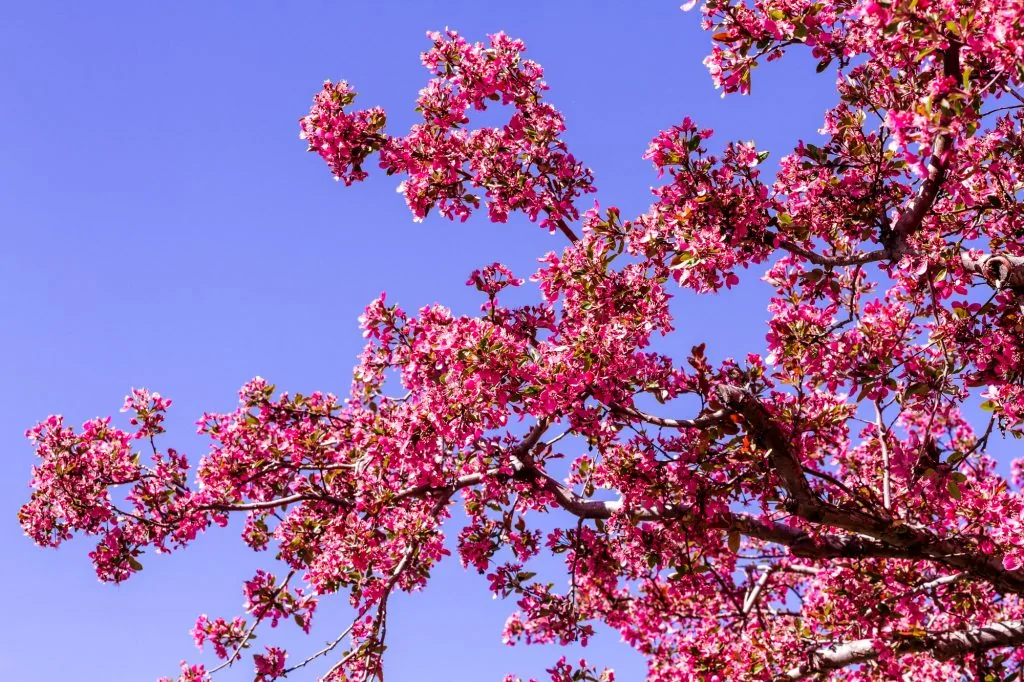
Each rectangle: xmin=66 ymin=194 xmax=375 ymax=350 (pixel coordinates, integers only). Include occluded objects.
xmin=961 ymin=251 xmax=1024 ymax=290
xmin=782 ymin=620 xmax=1024 ymax=680
xmin=715 ymin=385 xmax=818 ymax=506
xmin=520 ymin=461 xmax=927 ymax=561
xmin=773 ymin=237 xmax=886 ymax=267
xmin=884 ymin=43 xmax=961 ymax=260
xmin=716 ymin=385 xmax=1024 ymax=595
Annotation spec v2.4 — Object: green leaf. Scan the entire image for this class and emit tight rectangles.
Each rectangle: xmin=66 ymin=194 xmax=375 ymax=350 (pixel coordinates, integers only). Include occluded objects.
xmin=728 ymin=531 xmax=741 ymax=553
xmin=948 ymin=479 xmax=962 ymax=500
xmin=669 ymin=252 xmax=695 ymax=270
xmin=946 ymin=450 xmax=967 ymax=466
xmin=804 ymin=268 xmax=825 ymax=283
xmin=905 ymin=382 xmax=931 ymax=397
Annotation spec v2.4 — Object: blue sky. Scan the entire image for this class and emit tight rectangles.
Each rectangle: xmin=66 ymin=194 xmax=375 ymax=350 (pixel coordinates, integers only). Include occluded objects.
xmin=0 ymin=2 xmax=841 ymax=680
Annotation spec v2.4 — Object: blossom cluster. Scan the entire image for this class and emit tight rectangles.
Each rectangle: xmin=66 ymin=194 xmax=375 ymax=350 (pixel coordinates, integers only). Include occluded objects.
xmin=298 ymin=31 xmax=596 ymax=230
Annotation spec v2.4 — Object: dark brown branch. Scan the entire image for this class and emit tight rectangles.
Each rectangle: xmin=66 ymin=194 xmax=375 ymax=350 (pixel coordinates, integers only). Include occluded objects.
xmin=715 ymin=385 xmax=818 ymax=506
xmin=516 ymin=460 xmax=927 ymax=561
xmin=883 ymin=42 xmax=961 ymax=260
xmin=556 ymin=219 xmax=580 ymax=243
xmin=716 ymin=385 xmax=1024 ymax=595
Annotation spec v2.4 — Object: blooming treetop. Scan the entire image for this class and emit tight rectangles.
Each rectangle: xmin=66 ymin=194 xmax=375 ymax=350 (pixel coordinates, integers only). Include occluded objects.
xmin=20 ymin=2 xmax=1024 ymax=680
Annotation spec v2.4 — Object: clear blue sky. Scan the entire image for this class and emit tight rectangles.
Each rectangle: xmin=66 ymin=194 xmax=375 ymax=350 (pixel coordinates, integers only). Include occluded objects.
xmin=0 ymin=3 xmax=841 ymax=680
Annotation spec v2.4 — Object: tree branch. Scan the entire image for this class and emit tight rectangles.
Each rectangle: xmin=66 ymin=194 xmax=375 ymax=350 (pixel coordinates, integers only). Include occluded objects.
xmin=716 ymin=385 xmax=1024 ymax=595
xmin=715 ymin=384 xmax=818 ymax=507
xmin=883 ymin=42 xmax=961 ymax=260
xmin=961 ymin=251 xmax=1024 ymax=290
xmin=515 ymin=457 xmax=932 ymax=561
xmin=771 ymin=45 xmax=982 ymax=275
xmin=612 ymin=404 xmax=732 ymax=429
xmin=781 ymin=619 xmax=1024 ymax=680
xmin=773 ymin=237 xmax=886 ymax=267
xmin=206 ymin=492 xmax=350 ymax=512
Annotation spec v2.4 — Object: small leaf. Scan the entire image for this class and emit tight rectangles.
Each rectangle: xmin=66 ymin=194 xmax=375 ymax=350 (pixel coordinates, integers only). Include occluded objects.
xmin=905 ymin=382 xmax=931 ymax=397
xmin=669 ymin=252 xmax=695 ymax=270
xmin=728 ymin=531 xmax=741 ymax=553
xmin=804 ymin=268 xmax=825 ymax=283
xmin=948 ymin=479 xmax=962 ymax=500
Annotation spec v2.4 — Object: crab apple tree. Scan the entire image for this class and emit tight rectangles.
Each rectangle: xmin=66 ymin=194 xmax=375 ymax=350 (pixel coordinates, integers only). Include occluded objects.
xmin=20 ymin=1 xmax=1024 ymax=680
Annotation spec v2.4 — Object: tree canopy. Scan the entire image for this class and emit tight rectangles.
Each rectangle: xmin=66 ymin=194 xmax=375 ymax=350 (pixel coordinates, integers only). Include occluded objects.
xmin=19 ymin=1 xmax=1024 ymax=679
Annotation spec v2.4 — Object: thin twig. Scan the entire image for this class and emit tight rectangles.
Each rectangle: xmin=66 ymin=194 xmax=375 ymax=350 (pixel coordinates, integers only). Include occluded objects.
xmin=209 ymin=570 xmax=295 ymax=675
xmin=875 ymin=401 xmax=892 ymax=511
